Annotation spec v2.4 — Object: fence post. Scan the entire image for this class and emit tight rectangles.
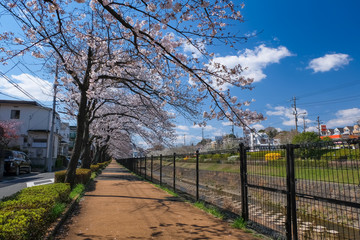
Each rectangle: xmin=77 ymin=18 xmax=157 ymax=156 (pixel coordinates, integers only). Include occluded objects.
xmin=289 ymin=144 xmax=298 ymax=240
xmin=160 ymin=154 xmax=162 ymax=186
xmin=286 ymin=144 xmax=298 ymax=240
xmin=196 ymin=150 xmax=199 ymax=202
xmin=151 ymin=155 xmax=153 ymax=182
xmin=144 ymin=156 xmax=147 ymax=180
xmin=173 ymin=152 xmax=176 ymax=192
xmin=239 ymin=143 xmax=249 ymax=221
xmin=286 ymin=144 xmax=292 ymax=240
xmin=136 ymin=159 xmax=138 ymax=175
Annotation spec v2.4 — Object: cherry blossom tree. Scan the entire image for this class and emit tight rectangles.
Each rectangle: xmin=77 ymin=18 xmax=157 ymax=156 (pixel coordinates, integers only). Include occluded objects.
xmin=0 ymin=120 xmax=21 ymax=148
xmin=0 ymin=0 xmax=264 ymax=186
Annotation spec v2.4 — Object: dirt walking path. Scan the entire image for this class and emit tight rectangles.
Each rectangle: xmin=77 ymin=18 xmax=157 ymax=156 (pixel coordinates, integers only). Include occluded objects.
xmin=55 ymin=160 xmax=260 ymax=240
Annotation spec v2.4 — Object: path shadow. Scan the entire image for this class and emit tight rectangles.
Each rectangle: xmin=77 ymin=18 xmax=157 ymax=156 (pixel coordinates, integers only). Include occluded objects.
xmin=145 ymin=221 xmax=241 ymax=239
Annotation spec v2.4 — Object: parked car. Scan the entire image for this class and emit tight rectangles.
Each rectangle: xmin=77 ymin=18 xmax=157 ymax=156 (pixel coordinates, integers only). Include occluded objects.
xmin=1 ymin=150 xmax=31 ymax=175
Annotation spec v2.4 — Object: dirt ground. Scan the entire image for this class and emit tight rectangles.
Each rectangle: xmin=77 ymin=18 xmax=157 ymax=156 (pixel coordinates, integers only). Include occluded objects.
xmin=54 ymin=161 xmax=260 ymax=240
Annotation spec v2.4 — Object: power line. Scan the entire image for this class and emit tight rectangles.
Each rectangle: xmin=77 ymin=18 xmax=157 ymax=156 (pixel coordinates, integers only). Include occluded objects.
xmin=0 ymin=71 xmax=45 ymax=107
xmin=0 ymin=91 xmax=24 ymax=101
xmin=297 ymin=94 xmax=360 ymax=107
xmin=297 ymin=79 xmax=360 ymax=99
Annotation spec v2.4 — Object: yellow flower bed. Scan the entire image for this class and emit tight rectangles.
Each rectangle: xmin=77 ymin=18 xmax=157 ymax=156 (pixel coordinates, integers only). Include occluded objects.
xmin=265 ymin=153 xmax=281 ymax=161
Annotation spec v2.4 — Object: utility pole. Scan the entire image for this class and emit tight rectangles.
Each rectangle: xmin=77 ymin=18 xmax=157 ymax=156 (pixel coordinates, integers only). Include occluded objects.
xmin=202 ymin=127 xmax=204 ymax=140
xmin=183 ymin=134 xmax=186 ymax=146
xmin=292 ymin=96 xmax=298 ymax=132
xmin=47 ymin=64 xmax=58 ymax=172
xmin=303 ymin=115 xmax=306 ymax=133
xmin=317 ymin=116 xmax=321 ymax=137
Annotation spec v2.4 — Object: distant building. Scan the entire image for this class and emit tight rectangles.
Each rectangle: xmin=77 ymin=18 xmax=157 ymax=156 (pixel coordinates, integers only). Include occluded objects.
xmin=0 ymin=100 xmax=66 ymax=166
xmin=68 ymin=125 xmax=77 ymax=155
xmin=247 ymin=131 xmax=280 ymax=149
xmin=59 ymin=122 xmax=70 ymax=156
xmin=321 ymin=124 xmax=359 ymax=140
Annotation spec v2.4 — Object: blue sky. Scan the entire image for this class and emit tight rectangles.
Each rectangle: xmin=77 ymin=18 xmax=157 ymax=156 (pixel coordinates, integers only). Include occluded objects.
xmin=1 ymin=1 xmax=359 ymax=146
xmin=173 ymin=0 xmax=360 ymax=145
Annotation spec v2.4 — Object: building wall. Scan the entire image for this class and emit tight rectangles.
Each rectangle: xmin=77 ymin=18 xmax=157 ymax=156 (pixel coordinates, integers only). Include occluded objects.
xmin=0 ymin=101 xmax=62 ymax=166
xmin=0 ymin=103 xmax=51 ymax=135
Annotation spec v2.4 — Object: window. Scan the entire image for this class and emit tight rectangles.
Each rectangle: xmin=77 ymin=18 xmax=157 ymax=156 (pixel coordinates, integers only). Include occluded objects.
xmin=32 ymin=139 xmax=47 ymax=148
xmin=10 ymin=110 xmax=20 ymax=119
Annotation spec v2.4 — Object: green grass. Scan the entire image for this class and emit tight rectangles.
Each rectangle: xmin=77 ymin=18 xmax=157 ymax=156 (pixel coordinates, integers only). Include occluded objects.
xmin=231 ymin=216 xmax=247 ymax=229
xmin=194 ymin=201 xmax=224 ymax=220
xmin=69 ymin=184 xmax=85 ymax=199
xmin=248 ymin=165 xmax=360 ymax=184
xmin=91 ymin=172 xmax=97 ymax=180
xmin=174 ymin=161 xmax=360 ymax=184
xmin=154 ymin=184 xmax=179 ymax=197
xmin=50 ymin=202 xmax=66 ymax=220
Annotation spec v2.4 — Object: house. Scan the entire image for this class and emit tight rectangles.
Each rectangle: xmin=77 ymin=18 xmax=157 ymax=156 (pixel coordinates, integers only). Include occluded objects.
xmin=68 ymin=125 xmax=77 ymax=155
xmin=59 ymin=122 xmax=70 ymax=156
xmin=334 ymin=127 xmax=344 ymax=135
xmin=343 ymin=126 xmax=354 ymax=135
xmin=0 ymin=100 xmax=63 ymax=167
xmin=247 ymin=131 xmax=280 ymax=149
xmin=325 ymin=129 xmax=334 ymax=136
xmin=353 ymin=125 xmax=360 ymax=135
xmin=321 ymin=125 xmax=359 ymax=140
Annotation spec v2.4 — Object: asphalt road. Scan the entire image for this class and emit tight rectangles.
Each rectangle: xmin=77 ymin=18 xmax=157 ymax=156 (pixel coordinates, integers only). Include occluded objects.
xmin=0 ymin=171 xmax=55 ymax=199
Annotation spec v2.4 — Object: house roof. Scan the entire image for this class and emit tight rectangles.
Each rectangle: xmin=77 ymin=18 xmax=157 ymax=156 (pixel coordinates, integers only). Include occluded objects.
xmin=0 ymin=100 xmax=39 ymax=106
xmin=327 ymin=129 xmax=334 ymax=134
xmin=345 ymin=126 xmax=354 ymax=131
xmin=0 ymin=99 xmax=50 ymax=110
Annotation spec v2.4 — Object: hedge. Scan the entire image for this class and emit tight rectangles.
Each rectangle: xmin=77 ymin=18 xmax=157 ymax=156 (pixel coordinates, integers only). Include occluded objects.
xmin=54 ymin=168 xmax=91 ymax=184
xmin=90 ymin=164 xmax=100 ymax=172
xmin=0 ymin=183 xmax=70 ymax=240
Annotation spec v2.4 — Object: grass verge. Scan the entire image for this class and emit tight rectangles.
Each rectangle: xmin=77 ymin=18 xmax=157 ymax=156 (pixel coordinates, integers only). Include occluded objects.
xmin=69 ymin=184 xmax=85 ymax=199
xmin=194 ymin=201 xmax=225 ymax=220
xmin=231 ymin=216 xmax=247 ymax=229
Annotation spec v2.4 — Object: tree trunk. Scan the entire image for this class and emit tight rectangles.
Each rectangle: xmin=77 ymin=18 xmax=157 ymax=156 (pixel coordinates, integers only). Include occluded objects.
xmin=65 ymin=90 xmax=88 ymax=187
xmin=81 ymin=117 xmax=92 ymax=169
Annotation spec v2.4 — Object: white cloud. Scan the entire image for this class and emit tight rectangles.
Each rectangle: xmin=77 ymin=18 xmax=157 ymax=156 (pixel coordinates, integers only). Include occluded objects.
xmin=221 ymin=121 xmax=233 ymax=126
xmin=183 ymin=41 xmax=205 ymax=59
xmin=266 ymin=106 xmax=308 ymax=127
xmin=191 ymin=124 xmax=216 ymax=131
xmin=176 ymin=125 xmax=189 ymax=131
xmin=213 ymin=129 xmax=226 ymax=137
xmin=251 ymin=123 xmax=264 ymax=131
xmin=326 ymin=108 xmax=360 ymax=128
xmin=174 ymin=134 xmax=202 ymax=145
xmin=306 ymin=126 xmax=318 ymax=133
xmin=307 ymin=53 xmax=352 ymax=73
xmin=212 ymin=44 xmax=293 ymax=83
xmin=0 ymin=73 xmax=53 ymax=102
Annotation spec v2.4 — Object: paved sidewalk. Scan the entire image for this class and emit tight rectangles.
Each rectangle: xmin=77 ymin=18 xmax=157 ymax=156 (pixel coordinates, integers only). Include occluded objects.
xmin=55 ymin=160 xmax=260 ymax=239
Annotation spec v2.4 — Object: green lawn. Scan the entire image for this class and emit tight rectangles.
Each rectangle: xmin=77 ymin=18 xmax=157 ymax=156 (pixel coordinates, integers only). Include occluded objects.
xmin=168 ymin=161 xmax=360 ymax=185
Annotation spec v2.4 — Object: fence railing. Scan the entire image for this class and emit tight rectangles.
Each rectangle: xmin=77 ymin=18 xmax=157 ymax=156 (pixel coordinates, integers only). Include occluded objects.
xmin=117 ymin=139 xmax=360 ymax=240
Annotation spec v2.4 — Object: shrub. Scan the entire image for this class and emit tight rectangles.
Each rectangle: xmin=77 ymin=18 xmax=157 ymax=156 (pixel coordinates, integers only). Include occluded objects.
xmin=55 ymin=155 xmax=66 ymax=168
xmin=90 ymin=164 xmax=100 ymax=172
xmin=227 ymin=155 xmax=239 ymax=163
xmin=0 ymin=183 xmax=70 ymax=240
xmin=55 ymin=168 xmax=91 ymax=184
xmin=97 ymin=162 xmax=106 ymax=169
xmin=265 ymin=153 xmax=281 ymax=161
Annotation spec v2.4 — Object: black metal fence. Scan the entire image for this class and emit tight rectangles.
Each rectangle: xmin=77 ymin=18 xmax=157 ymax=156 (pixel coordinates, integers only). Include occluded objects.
xmin=117 ymin=139 xmax=360 ymax=240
